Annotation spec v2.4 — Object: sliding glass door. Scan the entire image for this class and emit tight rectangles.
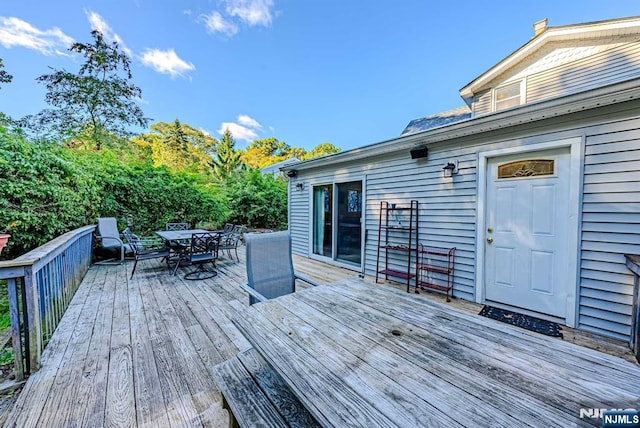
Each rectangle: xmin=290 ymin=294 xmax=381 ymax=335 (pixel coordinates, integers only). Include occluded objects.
xmin=336 ymin=181 xmax=362 ymax=264
xmin=312 ymin=181 xmax=362 ymax=266
xmin=312 ymin=185 xmax=332 ymax=257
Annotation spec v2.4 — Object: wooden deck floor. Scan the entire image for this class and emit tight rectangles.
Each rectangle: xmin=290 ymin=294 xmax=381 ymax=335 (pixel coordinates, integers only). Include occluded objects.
xmin=3 ymin=249 xmax=637 ymax=427
xmin=3 ymin=252 xmax=354 ymax=427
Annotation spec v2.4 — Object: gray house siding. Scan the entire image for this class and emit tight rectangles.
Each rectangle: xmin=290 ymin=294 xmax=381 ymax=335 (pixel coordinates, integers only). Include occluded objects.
xmin=363 ymin=151 xmax=478 ymax=301
xmin=473 ymin=41 xmax=640 ymax=116
xmin=289 ymin=108 xmax=640 ymax=341
xmin=579 ymin=117 xmax=640 ymax=339
xmin=472 ymin=89 xmax=491 ymax=116
xmin=289 ymin=185 xmax=309 ymax=255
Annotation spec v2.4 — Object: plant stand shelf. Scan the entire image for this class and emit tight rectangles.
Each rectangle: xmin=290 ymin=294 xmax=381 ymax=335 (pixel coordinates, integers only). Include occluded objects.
xmin=375 ymin=200 xmax=418 ymax=289
xmin=415 ymin=244 xmax=455 ymax=301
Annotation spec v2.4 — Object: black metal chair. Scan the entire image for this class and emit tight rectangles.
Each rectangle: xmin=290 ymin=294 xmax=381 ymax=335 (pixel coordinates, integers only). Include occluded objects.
xmin=163 ymin=222 xmax=190 ymax=262
xmin=219 ymin=225 xmax=245 ymax=262
xmin=173 ymin=232 xmax=220 ymax=280
xmin=166 ymin=222 xmax=189 ymax=231
xmin=122 ymin=228 xmax=171 ymax=278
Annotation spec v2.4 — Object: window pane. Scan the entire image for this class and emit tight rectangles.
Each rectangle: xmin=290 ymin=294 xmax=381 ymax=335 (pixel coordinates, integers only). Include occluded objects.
xmin=336 ymin=181 xmax=362 ymax=265
xmin=312 ymin=185 xmax=332 ymax=257
xmin=496 ymin=96 xmax=521 ymax=110
xmin=496 ymin=82 xmax=520 ymax=100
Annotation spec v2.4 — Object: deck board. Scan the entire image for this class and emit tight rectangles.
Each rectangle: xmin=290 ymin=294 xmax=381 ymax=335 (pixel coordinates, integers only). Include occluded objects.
xmin=3 ymin=249 xmax=354 ymax=427
xmin=3 ymin=246 xmax=638 ymax=427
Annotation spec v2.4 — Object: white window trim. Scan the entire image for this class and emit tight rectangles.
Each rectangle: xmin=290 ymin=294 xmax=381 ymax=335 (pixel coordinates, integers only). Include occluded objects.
xmin=492 ymin=78 xmax=526 ymax=112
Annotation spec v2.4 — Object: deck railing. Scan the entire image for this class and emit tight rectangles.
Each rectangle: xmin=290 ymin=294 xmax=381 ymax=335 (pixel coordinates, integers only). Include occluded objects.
xmin=0 ymin=225 xmax=95 ymax=380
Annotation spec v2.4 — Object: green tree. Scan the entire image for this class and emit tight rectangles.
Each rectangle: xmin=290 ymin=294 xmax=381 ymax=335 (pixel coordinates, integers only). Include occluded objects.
xmin=225 ymin=169 xmax=287 ymax=229
xmin=242 ymin=137 xmax=292 ymax=168
xmin=29 ymin=30 xmax=149 ymax=148
xmin=302 ymin=142 xmax=341 ymax=160
xmin=211 ymin=129 xmax=242 ymax=180
xmin=132 ymin=120 xmax=217 ymax=173
xmin=0 ymin=58 xmax=12 ymax=89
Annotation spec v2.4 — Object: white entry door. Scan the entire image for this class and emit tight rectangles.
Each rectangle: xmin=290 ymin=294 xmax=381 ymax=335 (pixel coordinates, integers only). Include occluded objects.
xmin=484 ymin=148 xmax=570 ymax=318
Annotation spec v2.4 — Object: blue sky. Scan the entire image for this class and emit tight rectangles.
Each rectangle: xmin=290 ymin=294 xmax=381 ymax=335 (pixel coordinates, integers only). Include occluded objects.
xmin=0 ymin=1 xmax=638 ymax=151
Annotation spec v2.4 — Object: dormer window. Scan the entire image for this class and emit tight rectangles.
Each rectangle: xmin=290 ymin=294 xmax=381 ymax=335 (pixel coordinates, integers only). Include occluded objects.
xmin=494 ymin=80 xmax=524 ymax=111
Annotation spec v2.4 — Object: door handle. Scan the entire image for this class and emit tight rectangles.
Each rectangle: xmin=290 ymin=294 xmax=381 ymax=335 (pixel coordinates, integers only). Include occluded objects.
xmin=486 ymin=237 xmax=493 ymax=244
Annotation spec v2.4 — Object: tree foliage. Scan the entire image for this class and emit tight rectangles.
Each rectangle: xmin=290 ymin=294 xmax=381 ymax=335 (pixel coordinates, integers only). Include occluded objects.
xmin=131 ymin=119 xmax=217 ymax=173
xmin=0 ymin=58 xmax=12 ymax=89
xmin=29 ymin=30 xmax=149 ymax=148
xmin=225 ymin=169 xmax=287 ymax=230
xmin=302 ymin=142 xmax=341 ymax=160
xmin=211 ymin=129 xmax=242 ymax=180
xmin=0 ymin=126 xmax=227 ymax=258
xmin=0 ymin=127 xmax=101 ymax=255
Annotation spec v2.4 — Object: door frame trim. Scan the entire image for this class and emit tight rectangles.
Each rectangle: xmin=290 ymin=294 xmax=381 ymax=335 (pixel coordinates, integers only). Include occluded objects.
xmin=307 ymin=177 xmax=365 ymax=272
xmin=474 ymin=136 xmax=583 ymax=327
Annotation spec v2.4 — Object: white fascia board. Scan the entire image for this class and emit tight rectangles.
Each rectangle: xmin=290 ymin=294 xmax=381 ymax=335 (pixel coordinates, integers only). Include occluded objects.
xmin=290 ymin=77 xmax=640 ymax=172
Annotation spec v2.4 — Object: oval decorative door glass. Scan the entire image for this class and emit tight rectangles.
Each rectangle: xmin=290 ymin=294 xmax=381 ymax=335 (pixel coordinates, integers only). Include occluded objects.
xmin=497 ymin=159 xmax=554 ymax=179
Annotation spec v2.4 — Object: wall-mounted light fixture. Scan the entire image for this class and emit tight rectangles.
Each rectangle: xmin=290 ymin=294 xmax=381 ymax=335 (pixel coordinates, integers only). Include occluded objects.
xmin=442 ymin=161 xmax=459 ymax=178
xmin=295 ymin=182 xmax=304 ymax=191
xmin=286 ymin=170 xmax=297 ymax=178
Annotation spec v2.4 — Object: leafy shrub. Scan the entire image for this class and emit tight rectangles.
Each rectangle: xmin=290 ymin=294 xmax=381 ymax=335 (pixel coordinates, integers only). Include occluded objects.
xmin=0 ymin=127 xmax=229 ymax=257
xmin=0 ymin=128 xmax=101 ymax=256
xmin=225 ymin=169 xmax=287 ymax=230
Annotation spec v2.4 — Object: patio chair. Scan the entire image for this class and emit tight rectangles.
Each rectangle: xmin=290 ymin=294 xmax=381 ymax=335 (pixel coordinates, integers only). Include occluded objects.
xmin=219 ymin=225 xmax=245 ymax=262
xmin=166 ymin=222 xmax=189 ymax=231
xmin=223 ymin=223 xmax=234 ymax=233
xmin=95 ymin=217 xmax=133 ymax=264
xmin=173 ymin=232 xmax=220 ymax=280
xmin=122 ymin=228 xmax=171 ymax=278
xmin=241 ymin=231 xmax=320 ymax=305
xmin=164 ymin=222 xmax=190 ymax=260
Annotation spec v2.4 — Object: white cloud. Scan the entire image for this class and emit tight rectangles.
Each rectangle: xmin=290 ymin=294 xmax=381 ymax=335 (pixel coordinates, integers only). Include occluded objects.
xmin=0 ymin=16 xmax=74 ymax=56
xmin=218 ymin=122 xmax=258 ymax=142
xmin=85 ymin=10 xmax=131 ymax=55
xmin=201 ymin=11 xmax=238 ymax=36
xmin=225 ymin=0 xmax=274 ymax=27
xmin=201 ymin=0 xmax=274 ymax=37
xmin=237 ymin=114 xmax=262 ymax=129
xmin=218 ymin=114 xmax=263 ymax=142
xmin=140 ymin=48 xmax=195 ymax=78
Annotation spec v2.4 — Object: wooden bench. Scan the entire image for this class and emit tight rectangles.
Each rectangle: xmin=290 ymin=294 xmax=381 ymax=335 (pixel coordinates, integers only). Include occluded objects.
xmin=213 ymin=348 xmax=320 ymax=428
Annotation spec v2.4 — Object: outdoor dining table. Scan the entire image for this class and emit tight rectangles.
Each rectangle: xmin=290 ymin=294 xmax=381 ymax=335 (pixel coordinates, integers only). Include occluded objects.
xmin=232 ymin=277 xmax=640 ymax=427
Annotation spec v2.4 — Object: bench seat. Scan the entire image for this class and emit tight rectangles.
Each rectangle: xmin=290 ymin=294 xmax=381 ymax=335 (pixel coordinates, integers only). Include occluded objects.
xmin=213 ymin=348 xmax=320 ymax=428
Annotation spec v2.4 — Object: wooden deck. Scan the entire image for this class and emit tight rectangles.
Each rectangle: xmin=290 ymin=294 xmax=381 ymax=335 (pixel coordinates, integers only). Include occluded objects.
xmin=3 ymin=252 xmax=354 ymax=427
xmin=3 ymin=249 xmax=638 ymax=427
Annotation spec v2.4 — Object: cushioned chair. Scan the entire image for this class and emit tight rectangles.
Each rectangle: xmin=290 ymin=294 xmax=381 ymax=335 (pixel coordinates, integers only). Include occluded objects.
xmin=96 ymin=217 xmax=133 ymax=264
xmin=173 ymin=232 xmax=220 ymax=280
xmin=241 ymin=231 xmax=320 ymax=305
xmin=122 ymin=228 xmax=171 ymax=278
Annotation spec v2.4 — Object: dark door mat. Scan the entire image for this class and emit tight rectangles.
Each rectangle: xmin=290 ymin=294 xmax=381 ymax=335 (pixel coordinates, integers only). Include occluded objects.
xmin=479 ymin=305 xmax=563 ymax=338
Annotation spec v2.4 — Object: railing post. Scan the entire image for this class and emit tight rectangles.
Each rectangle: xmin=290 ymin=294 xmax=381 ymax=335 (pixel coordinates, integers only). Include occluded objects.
xmin=7 ymin=278 xmax=24 ymax=381
xmin=23 ymin=266 xmax=42 ymax=372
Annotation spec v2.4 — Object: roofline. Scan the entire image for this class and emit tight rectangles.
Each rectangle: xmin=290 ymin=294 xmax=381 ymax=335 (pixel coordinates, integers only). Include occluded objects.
xmin=459 ymin=16 xmax=640 ymax=105
xmin=285 ymin=77 xmax=640 ymax=172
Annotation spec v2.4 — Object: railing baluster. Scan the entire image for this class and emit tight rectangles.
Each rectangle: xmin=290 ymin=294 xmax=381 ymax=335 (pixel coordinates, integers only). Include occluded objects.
xmin=0 ymin=225 xmax=96 ymax=378
xmin=7 ymin=278 xmax=24 ymax=381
